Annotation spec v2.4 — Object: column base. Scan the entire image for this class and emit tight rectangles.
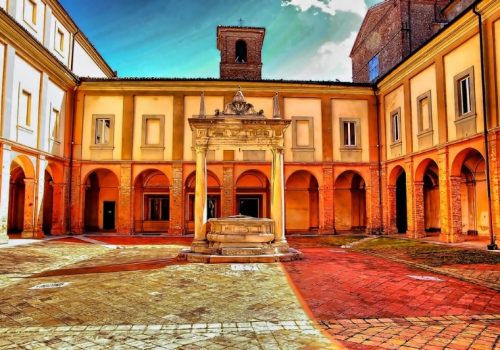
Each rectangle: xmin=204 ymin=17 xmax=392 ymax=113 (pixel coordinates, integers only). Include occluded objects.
xmin=439 ymin=232 xmax=465 ymax=243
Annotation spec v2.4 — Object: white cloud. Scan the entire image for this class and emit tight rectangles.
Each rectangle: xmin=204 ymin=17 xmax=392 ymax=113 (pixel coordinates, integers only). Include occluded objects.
xmin=281 ymin=0 xmax=368 ymax=17
xmin=284 ymin=31 xmax=357 ymax=81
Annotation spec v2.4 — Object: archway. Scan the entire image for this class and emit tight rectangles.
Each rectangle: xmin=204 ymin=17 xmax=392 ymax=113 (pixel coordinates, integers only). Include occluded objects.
xmin=8 ymin=165 xmax=26 ymax=235
xmin=395 ymin=171 xmax=407 ymax=233
xmin=334 ymin=171 xmax=366 ymax=231
xmin=235 ymin=40 xmax=247 ymax=63
xmin=84 ymin=169 xmax=119 ymax=232
xmin=285 ymin=171 xmax=319 ymax=233
xmin=235 ymin=170 xmax=270 ymax=218
xmin=185 ymin=171 xmax=221 ymax=232
xmin=134 ymin=170 xmax=170 ymax=233
xmin=415 ymin=159 xmax=440 ymax=235
xmin=452 ymin=149 xmax=488 ymax=237
xmin=42 ymin=170 xmax=54 ymax=235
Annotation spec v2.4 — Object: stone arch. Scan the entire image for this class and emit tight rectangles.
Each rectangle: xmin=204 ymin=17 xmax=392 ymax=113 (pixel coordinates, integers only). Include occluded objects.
xmin=414 ymin=158 xmax=440 ymax=236
xmin=285 ymin=170 xmax=319 ymax=233
xmin=185 ymin=171 xmax=221 ymax=232
xmin=42 ymin=162 xmax=65 ymax=236
xmin=236 ymin=170 xmax=270 ymax=218
xmin=133 ymin=169 xmax=170 ymax=233
xmin=450 ymin=148 xmax=488 ymax=238
xmin=8 ymin=156 xmax=36 ymax=237
xmin=83 ymin=169 xmax=119 ymax=232
xmin=334 ymin=170 xmax=366 ymax=231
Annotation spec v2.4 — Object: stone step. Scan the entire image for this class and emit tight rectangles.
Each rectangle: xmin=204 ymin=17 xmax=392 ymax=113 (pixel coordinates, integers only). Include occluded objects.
xmin=220 ymin=247 xmax=275 ymax=256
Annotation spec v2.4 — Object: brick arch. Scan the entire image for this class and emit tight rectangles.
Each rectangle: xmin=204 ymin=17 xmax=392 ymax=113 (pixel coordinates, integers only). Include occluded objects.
xmin=450 ymin=147 xmax=486 ymax=177
xmin=334 ymin=170 xmax=366 ymax=231
xmin=82 ymin=167 xmax=120 ymax=186
xmin=285 ymin=170 xmax=319 ymax=233
xmin=133 ymin=169 xmax=170 ymax=187
xmin=236 ymin=170 xmax=270 ymax=218
xmin=185 ymin=170 xmax=220 ymax=190
xmin=388 ymin=165 xmax=405 ymax=186
xmin=45 ymin=162 xmax=64 ymax=184
xmin=11 ymin=155 xmax=35 ymax=179
xmin=414 ymin=158 xmax=438 ymax=182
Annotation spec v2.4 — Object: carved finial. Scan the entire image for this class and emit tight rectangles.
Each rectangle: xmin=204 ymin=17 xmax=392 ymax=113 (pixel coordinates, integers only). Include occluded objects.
xmin=273 ymin=92 xmax=281 ymax=119
xmin=199 ymin=91 xmax=205 ymax=118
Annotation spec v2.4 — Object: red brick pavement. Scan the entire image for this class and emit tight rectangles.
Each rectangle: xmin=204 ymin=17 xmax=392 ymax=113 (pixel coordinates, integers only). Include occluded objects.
xmin=282 ymin=248 xmax=500 ymax=320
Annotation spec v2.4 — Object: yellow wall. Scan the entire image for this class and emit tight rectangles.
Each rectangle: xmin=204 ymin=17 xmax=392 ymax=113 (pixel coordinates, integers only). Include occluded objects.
xmin=82 ymin=95 xmax=123 ymax=160
xmin=183 ymin=95 xmax=224 ymax=161
xmin=410 ymin=64 xmax=438 ymax=150
xmin=444 ymin=35 xmax=483 ymax=141
xmin=331 ymin=99 xmax=369 ymax=162
xmin=283 ymin=98 xmax=323 ymax=162
xmin=133 ymin=96 xmax=173 ymax=161
xmin=384 ymin=85 xmax=406 ymax=160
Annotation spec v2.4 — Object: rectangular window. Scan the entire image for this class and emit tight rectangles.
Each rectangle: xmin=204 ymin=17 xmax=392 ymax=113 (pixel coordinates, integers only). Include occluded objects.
xmin=368 ymin=55 xmax=379 ymax=81
xmin=19 ymin=90 xmax=32 ymax=127
xmin=391 ymin=110 xmax=401 ymax=143
xmin=149 ymin=197 xmax=169 ymax=221
xmin=95 ymin=118 xmax=111 ymax=145
xmin=417 ymin=91 xmax=432 ymax=133
xmin=51 ymin=108 xmax=60 ymax=139
xmin=343 ymin=121 xmax=356 ymax=146
xmin=24 ymin=0 xmax=37 ymax=26
xmin=459 ymin=76 xmax=471 ymax=115
xmin=56 ymin=28 xmax=64 ymax=52
xmin=145 ymin=118 xmax=160 ymax=145
xmin=141 ymin=115 xmax=164 ymax=148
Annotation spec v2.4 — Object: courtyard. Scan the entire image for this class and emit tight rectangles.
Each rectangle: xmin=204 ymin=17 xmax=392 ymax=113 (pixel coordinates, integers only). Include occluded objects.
xmin=0 ymin=235 xmax=498 ymax=349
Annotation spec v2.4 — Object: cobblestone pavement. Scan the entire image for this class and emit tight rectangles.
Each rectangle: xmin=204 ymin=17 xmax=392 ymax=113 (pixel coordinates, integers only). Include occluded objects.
xmin=0 ymin=237 xmax=498 ymax=349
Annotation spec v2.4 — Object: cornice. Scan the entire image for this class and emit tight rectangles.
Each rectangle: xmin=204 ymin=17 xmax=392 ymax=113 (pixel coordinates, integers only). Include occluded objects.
xmin=77 ymin=80 xmax=374 ymax=96
xmin=0 ymin=10 xmax=77 ymax=88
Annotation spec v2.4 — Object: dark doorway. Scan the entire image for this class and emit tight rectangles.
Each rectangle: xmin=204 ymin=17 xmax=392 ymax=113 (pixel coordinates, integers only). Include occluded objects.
xmin=42 ymin=171 xmax=53 ymax=235
xmin=207 ymin=196 xmax=219 ymax=220
xmin=395 ymin=172 xmax=407 ymax=233
xmin=103 ymin=201 xmax=116 ymax=230
xmin=238 ymin=196 xmax=261 ymax=217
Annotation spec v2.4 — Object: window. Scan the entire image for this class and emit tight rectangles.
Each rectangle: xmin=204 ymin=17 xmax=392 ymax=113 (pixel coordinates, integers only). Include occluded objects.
xmin=454 ymin=67 xmax=476 ymax=119
xmin=235 ymin=40 xmax=247 ymax=63
xmin=56 ymin=28 xmax=64 ymax=52
xmin=368 ymin=55 xmax=379 ymax=81
xmin=141 ymin=115 xmax=165 ymax=148
xmin=149 ymin=197 xmax=169 ymax=221
xmin=19 ymin=90 xmax=32 ymax=127
xmin=343 ymin=120 xmax=357 ymax=147
xmin=95 ymin=118 xmax=111 ymax=145
xmin=417 ymin=91 xmax=432 ymax=133
xmin=24 ymin=0 xmax=37 ymax=26
xmin=391 ymin=109 xmax=401 ymax=143
xmin=51 ymin=108 xmax=60 ymax=140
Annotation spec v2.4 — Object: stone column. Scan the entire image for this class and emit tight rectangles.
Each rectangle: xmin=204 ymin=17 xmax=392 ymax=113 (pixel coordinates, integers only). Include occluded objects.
xmin=169 ymin=163 xmax=184 ymax=234
xmin=405 ymin=160 xmax=415 ymax=238
xmin=70 ymin=162 xmax=84 ymax=234
xmin=51 ymin=183 xmax=65 ymax=235
xmin=118 ymin=164 xmax=132 ymax=235
xmin=0 ymin=144 xmax=12 ymax=243
xmin=413 ymin=181 xmax=425 ymax=238
xmin=321 ymin=165 xmax=334 ymax=233
xmin=438 ymin=148 xmax=452 ymax=242
xmin=449 ymin=176 xmax=463 ymax=242
xmin=194 ymin=146 xmax=208 ymax=243
xmin=22 ymin=178 xmax=36 ymax=238
xmin=222 ymin=166 xmax=234 ymax=217
xmin=34 ymin=157 xmax=47 ymax=238
xmin=387 ymin=185 xmax=397 ymax=234
xmin=271 ymin=147 xmax=286 ymax=243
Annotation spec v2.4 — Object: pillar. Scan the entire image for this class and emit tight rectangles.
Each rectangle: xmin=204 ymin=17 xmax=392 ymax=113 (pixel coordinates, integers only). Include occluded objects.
xmin=51 ymin=183 xmax=65 ymax=235
xmin=22 ymin=178 xmax=35 ymax=238
xmin=70 ymin=162 xmax=83 ymax=234
xmin=222 ymin=165 xmax=234 ymax=217
xmin=438 ymin=148 xmax=452 ymax=242
xmin=0 ymin=145 xmax=12 ymax=243
xmin=271 ymin=147 xmax=285 ymax=242
xmin=319 ymin=165 xmax=334 ymax=233
xmin=405 ymin=159 xmax=416 ymax=238
xmin=34 ymin=157 xmax=47 ymax=238
xmin=449 ymin=176 xmax=463 ymax=242
xmin=488 ymin=132 xmax=500 ymax=244
xmin=194 ymin=146 xmax=208 ymax=242
xmin=366 ymin=165 xmax=382 ymax=234
xmin=387 ymin=185 xmax=397 ymax=234
xmin=117 ymin=164 xmax=132 ymax=234
xmin=413 ymin=181 xmax=425 ymax=238
xmin=169 ymin=162 xmax=184 ymax=234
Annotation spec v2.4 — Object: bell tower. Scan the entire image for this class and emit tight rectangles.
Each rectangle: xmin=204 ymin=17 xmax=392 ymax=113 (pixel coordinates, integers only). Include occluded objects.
xmin=217 ymin=26 xmax=265 ymax=80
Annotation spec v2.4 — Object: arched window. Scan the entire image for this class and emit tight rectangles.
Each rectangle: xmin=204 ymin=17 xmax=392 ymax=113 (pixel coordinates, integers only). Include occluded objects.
xmin=235 ymin=40 xmax=247 ymax=63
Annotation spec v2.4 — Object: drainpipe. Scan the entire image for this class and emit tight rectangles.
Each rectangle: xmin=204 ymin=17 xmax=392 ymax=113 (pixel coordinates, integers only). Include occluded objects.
xmin=373 ymin=86 xmax=383 ymax=234
xmin=472 ymin=6 xmax=497 ymax=250
xmin=68 ymin=81 xmax=80 ymax=235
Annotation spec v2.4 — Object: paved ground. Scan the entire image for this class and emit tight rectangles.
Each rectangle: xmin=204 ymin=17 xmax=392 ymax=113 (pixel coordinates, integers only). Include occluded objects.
xmin=0 ymin=235 xmax=498 ymax=349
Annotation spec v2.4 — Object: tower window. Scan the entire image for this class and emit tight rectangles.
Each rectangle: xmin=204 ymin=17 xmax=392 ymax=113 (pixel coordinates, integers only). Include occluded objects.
xmin=235 ymin=40 xmax=247 ymax=63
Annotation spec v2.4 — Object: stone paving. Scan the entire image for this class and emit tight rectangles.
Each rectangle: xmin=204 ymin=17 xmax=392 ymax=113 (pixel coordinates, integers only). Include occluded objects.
xmin=0 ymin=236 xmax=498 ymax=349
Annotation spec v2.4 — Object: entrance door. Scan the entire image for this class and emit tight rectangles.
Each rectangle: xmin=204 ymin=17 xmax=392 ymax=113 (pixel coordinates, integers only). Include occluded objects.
xmin=238 ymin=196 xmax=261 ymax=217
xmin=103 ymin=201 xmax=116 ymax=230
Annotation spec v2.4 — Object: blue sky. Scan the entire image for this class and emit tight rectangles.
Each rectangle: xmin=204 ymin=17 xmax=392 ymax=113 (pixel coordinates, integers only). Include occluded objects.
xmin=60 ymin=0 xmax=383 ymax=81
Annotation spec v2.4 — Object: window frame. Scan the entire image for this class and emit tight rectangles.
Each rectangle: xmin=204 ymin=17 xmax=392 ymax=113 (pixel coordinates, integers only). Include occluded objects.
xmin=454 ymin=67 xmax=476 ymax=119
xmin=23 ymin=0 xmax=37 ymax=29
xmin=147 ymin=196 xmax=170 ymax=221
xmin=339 ymin=118 xmax=360 ymax=149
xmin=50 ymin=105 xmax=61 ymax=143
xmin=291 ymin=116 xmax=314 ymax=149
xmin=390 ymin=108 xmax=402 ymax=144
xmin=55 ymin=27 xmax=65 ymax=54
xmin=91 ymin=114 xmax=114 ymax=149
xmin=141 ymin=114 xmax=165 ymax=149
xmin=417 ymin=91 xmax=433 ymax=134
xmin=368 ymin=55 xmax=379 ymax=82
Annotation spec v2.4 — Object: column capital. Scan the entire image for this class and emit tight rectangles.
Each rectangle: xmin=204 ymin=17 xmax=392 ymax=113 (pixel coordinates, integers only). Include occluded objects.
xmin=193 ymin=145 xmax=208 ymax=154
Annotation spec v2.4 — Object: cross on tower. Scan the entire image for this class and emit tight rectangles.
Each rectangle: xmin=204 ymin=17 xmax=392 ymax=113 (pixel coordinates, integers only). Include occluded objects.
xmin=238 ymin=18 xmax=244 ymax=27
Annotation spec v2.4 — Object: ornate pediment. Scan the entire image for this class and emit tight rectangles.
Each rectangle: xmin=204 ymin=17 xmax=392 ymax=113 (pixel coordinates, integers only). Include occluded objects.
xmin=216 ymin=89 xmax=264 ymax=117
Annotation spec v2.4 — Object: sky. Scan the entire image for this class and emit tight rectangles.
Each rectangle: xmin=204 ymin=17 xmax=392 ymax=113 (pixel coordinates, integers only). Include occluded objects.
xmin=60 ymin=0 xmax=383 ymax=81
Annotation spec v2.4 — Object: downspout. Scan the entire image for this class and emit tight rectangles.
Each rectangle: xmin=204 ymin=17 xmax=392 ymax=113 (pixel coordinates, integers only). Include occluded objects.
xmin=68 ymin=80 xmax=80 ymax=235
xmin=373 ymin=85 xmax=383 ymax=234
xmin=472 ymin=5 xmax=497 ymax=250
